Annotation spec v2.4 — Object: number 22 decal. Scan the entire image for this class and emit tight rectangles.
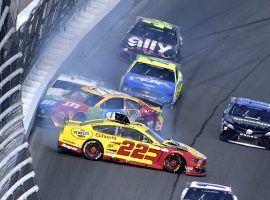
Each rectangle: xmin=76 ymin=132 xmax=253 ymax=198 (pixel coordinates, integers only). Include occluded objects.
xmin=117 ymin=140 xmax=161 ymax=162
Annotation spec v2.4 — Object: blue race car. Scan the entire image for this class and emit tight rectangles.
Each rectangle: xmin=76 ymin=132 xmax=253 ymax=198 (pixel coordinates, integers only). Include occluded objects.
xmin=120 ymin=55 xmax=183 ymax=109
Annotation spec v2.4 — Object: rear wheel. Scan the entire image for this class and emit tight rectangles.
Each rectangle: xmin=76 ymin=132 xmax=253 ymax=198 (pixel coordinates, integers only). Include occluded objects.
xmin=164 ymin=154 xmax=184 ymax=173
xmin=83 ymin=140 xmax=103 ymax=160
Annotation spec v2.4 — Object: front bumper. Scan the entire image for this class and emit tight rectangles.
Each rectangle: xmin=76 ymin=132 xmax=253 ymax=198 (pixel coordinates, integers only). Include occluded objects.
xmin=120 ymin=48 xmax=137 ymax=61
xmin=220 ymin=126 xmax=269 ymax=149
xmin=36 ymin=108 xmax=65 ymax=127
xmin=120 ymin=47 xmax=177 ymax=62
xmin=121 ymin=86 xmax=174 ymax=109
xmin=185 ymin=166 xmax=206 ymax=176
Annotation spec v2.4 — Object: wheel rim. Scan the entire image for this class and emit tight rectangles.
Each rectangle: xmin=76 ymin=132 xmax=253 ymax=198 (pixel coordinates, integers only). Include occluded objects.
xmin=166 ymin=155 xmax=181 ymax=171
xmin=85 ymin=143 xmax=101 ymax=158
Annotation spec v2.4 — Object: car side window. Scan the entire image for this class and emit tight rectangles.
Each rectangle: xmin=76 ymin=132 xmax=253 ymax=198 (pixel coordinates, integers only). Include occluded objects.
xmin=115 ymin=126 xmax=152 ymax=143
xmin=101 ymin=98 xmax=124 ymax=109
xmin=125 ymin=99 xmax=141 ymax=109
xmin=92 ymin=125 xmax=116 ymax=135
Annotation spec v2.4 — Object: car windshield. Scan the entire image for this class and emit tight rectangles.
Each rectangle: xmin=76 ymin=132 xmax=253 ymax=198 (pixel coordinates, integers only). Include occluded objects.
xmin=52 ymin=80 xmax=82 ymax=91
xmin=130 ymin=23 xmax=176 ymax=45
xmin=67 ymin=90 xmax=103 ymax=107
xmin=130 ymin=62 xmax=175 ymax=83
xmin=184 ymin=188 xmax=233 ymax=200
xmin=230 ymin=104 xmax=270 ymax=123
xmin=145 ymin=128 xmax=165 ymax=144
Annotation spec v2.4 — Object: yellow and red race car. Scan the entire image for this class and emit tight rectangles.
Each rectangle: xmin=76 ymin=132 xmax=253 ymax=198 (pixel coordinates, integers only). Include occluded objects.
xmin=58 ymin=113 xmax=207 ymax=176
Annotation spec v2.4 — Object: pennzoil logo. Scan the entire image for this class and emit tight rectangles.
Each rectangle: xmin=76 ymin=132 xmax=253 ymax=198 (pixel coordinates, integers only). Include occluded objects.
xmin=72 ymin=130 xmax=90 ymax=138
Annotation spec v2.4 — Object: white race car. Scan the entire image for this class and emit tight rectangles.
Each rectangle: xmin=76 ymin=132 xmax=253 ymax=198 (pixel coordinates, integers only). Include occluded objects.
xmin=180 ymin=181 xmax=238 ymax=200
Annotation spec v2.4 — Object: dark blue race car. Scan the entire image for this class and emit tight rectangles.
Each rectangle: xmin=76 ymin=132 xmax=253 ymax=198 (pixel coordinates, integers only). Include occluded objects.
xmin=220 ymin=97 xmax=270 ymax=150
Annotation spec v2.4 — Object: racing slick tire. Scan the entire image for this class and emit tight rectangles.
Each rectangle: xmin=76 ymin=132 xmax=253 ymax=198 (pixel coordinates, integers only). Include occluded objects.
xmin=219 ymin=134 xmax=228 ymax=142
xmin=83 ymin=140 xmax=103 ymax=161
xmin=72 ymin=113 xmax=87 ymax=121
xmin=257 ymin=137 xmax=270 ymax=150
xmin=164 ymin=154 xmax=184 ymax=173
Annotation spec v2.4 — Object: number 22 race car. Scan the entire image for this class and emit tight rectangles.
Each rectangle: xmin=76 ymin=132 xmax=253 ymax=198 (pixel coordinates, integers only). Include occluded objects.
xmin=58 ymin=113 xmax=207 ymax=176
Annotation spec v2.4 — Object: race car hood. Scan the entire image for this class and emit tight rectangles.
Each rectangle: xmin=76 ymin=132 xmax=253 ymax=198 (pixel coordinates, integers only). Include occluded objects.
xmin=163 ymin=139 xmax=207 ymax=159
xmin=227 ymin=115 xmax=270 ymax=132
xmin=124 ymin=72 xmax=175 ymax=96
xmin=123 ymin=34 xmax=177 ymax=60
xmin=46 ymin=87 xmax=71 ymax=100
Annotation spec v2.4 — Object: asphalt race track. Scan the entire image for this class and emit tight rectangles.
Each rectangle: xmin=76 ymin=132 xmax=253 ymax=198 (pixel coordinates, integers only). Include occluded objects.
xmin=29 ymin=0 xmax=270 ymax=199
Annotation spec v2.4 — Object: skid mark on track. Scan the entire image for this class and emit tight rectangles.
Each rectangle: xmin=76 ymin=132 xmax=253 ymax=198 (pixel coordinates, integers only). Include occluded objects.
xmin=189 ymin=16 xmax=270 ymax=41
xmin=189 ymin=53 xmax=270 ymax=147
xmin=183 ymin=1 xmax=247 ymax=34
xmin=169 ymin=173 xmax=180 ymax=200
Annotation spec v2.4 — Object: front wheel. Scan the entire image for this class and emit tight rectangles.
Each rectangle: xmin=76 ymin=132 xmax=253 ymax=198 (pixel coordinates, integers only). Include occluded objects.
xmin=257 ymin=137 xmax=270 ymax=150
xmin=164 ymin=154 xmax=184 ymax=173
xmin=83 ymin=140 xmax=103 ymax=160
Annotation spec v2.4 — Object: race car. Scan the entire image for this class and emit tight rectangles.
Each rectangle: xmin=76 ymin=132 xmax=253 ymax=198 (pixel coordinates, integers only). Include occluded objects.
xmin=120 ymin=55 xmax=183 ymax=109
xmin=180 ymin=181 xmax=238 ymax=200
xmin=58 ymin=113 xmax=207 ymax=176
xmin=120 ymin=16 xmax=183 ymax=62
xmin=37 ymin=74 xmax=163 ymax=131
xmin=220 ymin=97 xmax=270 ymax=150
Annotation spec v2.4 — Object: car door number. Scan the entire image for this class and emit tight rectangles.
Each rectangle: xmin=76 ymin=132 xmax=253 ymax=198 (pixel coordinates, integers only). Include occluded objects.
xmin=117 ymin=140 xmax=162 ymax=162
xmin=63 ymin=101 xmax=81 ymax=109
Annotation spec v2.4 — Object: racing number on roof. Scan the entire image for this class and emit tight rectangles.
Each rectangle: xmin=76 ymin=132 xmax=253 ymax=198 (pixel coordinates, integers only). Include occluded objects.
xmin=62 ymin=101 xmax=81 ymax=109
xmin=117 ymin=140 xmax=161 ymax=163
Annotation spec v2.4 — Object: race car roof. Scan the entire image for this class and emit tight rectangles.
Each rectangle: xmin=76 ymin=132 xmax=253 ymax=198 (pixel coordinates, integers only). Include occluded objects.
xmin=233 ymin=97 xmax=270 ymax=110
xmin=139 ymin=17 xmax=174 ymax=30
xmin=189 ymin=182 xmax=232 ymax=192
xmin=135 ymin=55 xmax=178 ymax=71
xmin=81 ymin=85 xmax=124 ymax=97
xmin=57 ymin=73 xmax=100 ymax=87
xmin=79 ymin=117 xmax=148 ymax=130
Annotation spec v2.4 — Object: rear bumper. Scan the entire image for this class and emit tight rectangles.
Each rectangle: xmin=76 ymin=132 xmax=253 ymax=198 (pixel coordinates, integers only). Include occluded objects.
xmin=58 ymin=141 xmax=82 ymax=154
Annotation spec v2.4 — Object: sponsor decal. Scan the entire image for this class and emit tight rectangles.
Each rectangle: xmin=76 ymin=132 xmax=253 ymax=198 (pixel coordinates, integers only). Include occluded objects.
xmin=160 ymin=148 xmax=169 ymax=152
xmin=74 ymin=130 xmax=89 ymax=137
xmin=240 ymin=133 xmax=257 ymax=138
xmin=95 ymin=132 xmax=116 ymax=140
xmin=117 ymin=140 xmax=162 ymax=163
xmin=129 ymin=75 xmax=173 ymax=88
xmin=107 ymin=144 xmax=115 ymax=148
xmin=41 ymin=99 xmax=57 ymax=105
xmin=246 ymin=129 xmax=253 ymax=135
xmin=107 ymin=150 xmax=116 ymax=156
xmin=63 ymin=101 xmax=81 ymax=109
xmin=127 ymin=36 xmax=172 ymax=54
xmin=61 ymin=143 xmax=78 ymax=151
xmin=233 ymin=117 xmax=270 ymax=127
